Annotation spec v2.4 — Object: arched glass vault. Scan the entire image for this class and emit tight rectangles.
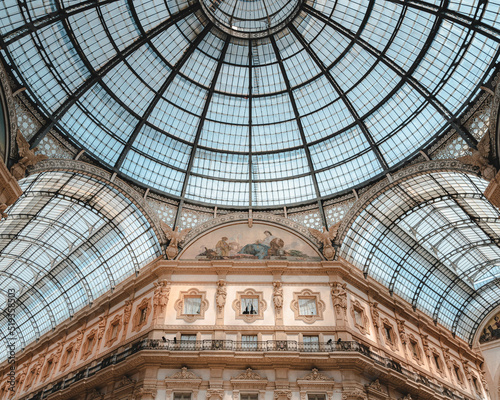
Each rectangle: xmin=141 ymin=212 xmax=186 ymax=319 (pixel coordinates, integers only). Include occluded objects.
xmin=0 ymin=0 xmax=499 ymax=207
xmin=0 ymin=171 xmax=162 ymax=361
xmin=341 ymin=170 xmax=500 ymax=345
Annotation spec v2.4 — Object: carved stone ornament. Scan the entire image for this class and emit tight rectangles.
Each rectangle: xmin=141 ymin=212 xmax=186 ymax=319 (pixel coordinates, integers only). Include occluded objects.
xmin=168 ymin=367 xmax=201 ymax=380
xmin=97 ymin=316 xmax=107 ymax=342
xmin=132 ymin=386 xmax=157 ymax=400
xmin=153 ymin=280 xmax=170 ymax=318
xmin=308 ymin=222 xmax=341 ymax=260
xmin=368 ymin=380 xmax=382 ymax=391
xmin=342 ymin=388 xmax=367 ymax=400
xmin=273 ymin=281 xmax=283 ymax=310
xmin=232 ymin=288 xmax=267 ymax=323
xmin=370 ymin=302 xmax=380 ymax=329
xmin=233 ymin=368 xmax=265 ymax=381
xmin=10 ymin=130 xmax=48 ymax=180
xmin=330 ymin=281 xmax=348 ymax=318
xmin=161 ymin=222 xmax=191 ymax=259
xmin=302 ymin=369 xmax=331 ymax=382
xmin=400 ymin=395 xmax=412 ymax=400
xmin=123 ymin=300 xmax=132 ymax=325
xmin=297 ymin=369 xmax=334 ymax=400
xmin=216 ymin=279 xmax=227 ymax=313
xmin=396 ymin=319 xmax=407 ymax=345
xmin=291 ymin=289 xmax=326 ymax=324
xmin=443 ymin=348 xmax=454 ymax=370
xmin=231 ymin=368 xmax=268 ymax=393
xmin=74 ymin=328 xmax=85 ymax=353
xmin=115 ymin=375 xmax=135 ymax=389
xmin=350 ymin=299 xmax=370 ymax=335
xmin=87 ymin=388 xmax=104 ymax=400
xmin=207 ymin=389 xmax=224 ymax=400
xmin=274 ymin=390 xmax=292 ymax=399
xmin=165 ymin=367 xmax=202 ymax=399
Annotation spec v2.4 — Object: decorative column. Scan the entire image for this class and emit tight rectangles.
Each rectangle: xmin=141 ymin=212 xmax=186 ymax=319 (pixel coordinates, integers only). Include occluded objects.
xmin=153 ymin=280 xmax=170 ymax=324
xmin=369 ymin=301 xmax=381 ymax=344
xmin=122 ymin=299 xmax=132 ymax=341
xmin=215 ymin=279 xmax=227 ymax=326
xmin=273 ymin=281 xmax=284 ymax=325
xmin=330 ymin=281 xmax=350 ymax=340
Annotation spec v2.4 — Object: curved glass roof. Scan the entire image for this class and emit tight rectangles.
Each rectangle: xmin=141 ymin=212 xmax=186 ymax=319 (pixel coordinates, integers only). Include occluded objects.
xmin=0 ymin=171 xmax=161 ymax=360
xmin=0 ymin=0 xmax=499 ymax=207
xmin=341 ymin=171 xmax=500 ymax=344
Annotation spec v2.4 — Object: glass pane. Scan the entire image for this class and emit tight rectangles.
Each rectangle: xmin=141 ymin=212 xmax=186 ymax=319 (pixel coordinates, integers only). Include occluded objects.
xmin=184 ymin=297 xmax=202 ymax=314
xmin=299 ymin=298 xmax=317 ymax=315
xmin=241 ymin=298 xmax=258 ymax=315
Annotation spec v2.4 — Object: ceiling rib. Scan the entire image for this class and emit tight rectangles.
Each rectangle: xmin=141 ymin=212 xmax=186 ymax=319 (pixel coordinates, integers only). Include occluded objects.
xmin=27 ymin=3 xmax=201 ymax=148
xmin=304 ymin=4 xmax=480 ymax=149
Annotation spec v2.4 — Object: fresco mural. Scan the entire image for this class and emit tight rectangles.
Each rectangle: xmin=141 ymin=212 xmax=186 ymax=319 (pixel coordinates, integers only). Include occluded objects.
xmin=479 ymin=310 xmax=500 ymax=343
xmin=180 ymin=223 xmax=322 ymax=261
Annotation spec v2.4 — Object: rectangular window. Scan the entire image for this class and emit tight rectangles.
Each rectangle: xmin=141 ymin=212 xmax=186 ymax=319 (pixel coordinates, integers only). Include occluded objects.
xmin=308 ymin=395 xmax=326 ymax=400
xmin=139 ymin=307 xmax=148 ymax=323
xmin=241 ymin=298 xmax=258 ymax=315
xmin=174 ymin=393 xmax=191 ymax=400
xmin=298 ymin=298 xmax=317 ymax=315
xmin=354 ymin=308 xmax=363 ymax=326
xmin=454 ymin=366 xmax=462 ymax=382
xmin=241 ymin=335 xmax=258 ymax=350
xmin=184 ymin=297 xmax=202 ymax=314
xmin=434 ymin=354 xmax=441 ymax=371
xmin=111 ymin=324 xmax=119 ymax=339
xmin=384 ymin=326 xmax=392 ymax=343
xmin=303 ymin=336 xmax=320 ymax=351
xmin=472 ymin=377 xmax=479 ymax=392
xmin=410 ymin=341 xmax=419 ymax=358
xmin=241 ymin=394 xmax=258 ymax=400
xmin=87 ymin=336 xmax=94 ymax=352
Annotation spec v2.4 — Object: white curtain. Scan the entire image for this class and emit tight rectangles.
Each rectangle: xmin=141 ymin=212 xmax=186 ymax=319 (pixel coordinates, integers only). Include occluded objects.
xmin=242 ymin=298 xmax=258 ymax=314
xmin=299 ymin=299 xmax=317 ymax=315
xmin=184 ymin=297 xmax=201 ymax=314
xmin=242 ymin=335 xmax=258 ymax=349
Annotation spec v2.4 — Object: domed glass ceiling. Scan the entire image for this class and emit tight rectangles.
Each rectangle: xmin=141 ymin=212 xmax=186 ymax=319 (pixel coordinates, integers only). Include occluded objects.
xmin=0 ymin=0 xmax=499 ymax=207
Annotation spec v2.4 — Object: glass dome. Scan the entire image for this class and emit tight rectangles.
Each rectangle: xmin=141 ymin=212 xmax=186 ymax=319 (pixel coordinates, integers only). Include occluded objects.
xmin=0 ymin=0 xmax=499 ymax=207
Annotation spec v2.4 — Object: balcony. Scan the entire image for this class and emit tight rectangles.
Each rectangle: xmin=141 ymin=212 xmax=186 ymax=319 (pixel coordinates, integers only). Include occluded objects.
xmin=22 ymin=339 xmax=472 ymax=400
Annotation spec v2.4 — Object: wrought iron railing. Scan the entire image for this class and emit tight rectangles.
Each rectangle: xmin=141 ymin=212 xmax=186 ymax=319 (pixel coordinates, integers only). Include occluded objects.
xmin=21 ymin=339 xmax=473 ymax=400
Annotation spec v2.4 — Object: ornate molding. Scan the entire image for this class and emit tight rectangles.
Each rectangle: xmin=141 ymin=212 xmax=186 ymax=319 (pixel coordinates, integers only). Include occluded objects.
xmin=342 ymin=388 xmax=367 ymax=400
xmin=274 ymin=390 xmax=292 ymax=399
xmin=232 ymin=288 xmax=267 ymax=323
xmin=336 ymin=160 xmax=480 ymax=246
xmin=232 ymin=368 xmax=266 ymax=381
xmin=132 ymin=297 xmax=152 ymax=332
xmin=0 ymin=58 xmax=18 ymax=161
xmin=299 ymin=368 xmax=333 ymax=382
xmin=350 ymin=299 xmax=370 ymax=335
xmin=291 ymin=289 xmax=325 ymax=324
xmin=174 ymin=288 xmax=209 ymax=322
xmin=165 ymin=367 xmax=202 ymax=399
